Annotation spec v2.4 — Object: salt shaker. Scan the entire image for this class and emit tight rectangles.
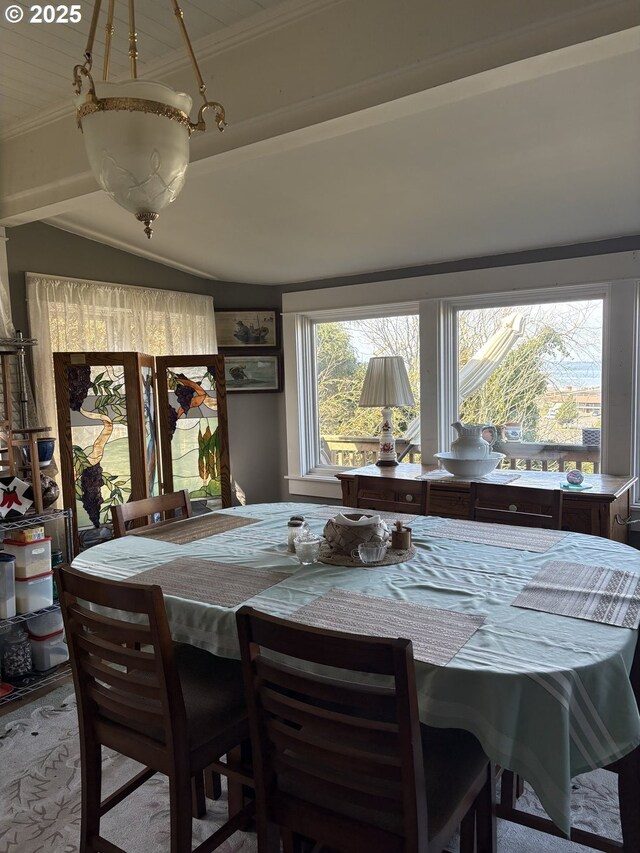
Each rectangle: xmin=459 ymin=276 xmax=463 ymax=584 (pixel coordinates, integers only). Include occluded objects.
xmin=287 ymin=517 xmax=308 ymax=553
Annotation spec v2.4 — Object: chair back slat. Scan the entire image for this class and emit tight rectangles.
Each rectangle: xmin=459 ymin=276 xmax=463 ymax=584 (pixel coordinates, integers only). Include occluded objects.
xmin=57 ymin=566 xmax=187 ymax=756
xmin=260 ymin=681 xmax=400 ymax=740
xmin=81 ymin=657 xmax=163 ymax=701
xmin=86 ymin=680 xmax=165 ymax=728
xmin=469 ymin=483 xmax=563 ymax=529
xmin=71 ymin=602 xmax=154 ymax=646
xmin=267 ymin=717 xmax=403 ymax=781
xmin=111 ymin=489 xmax=192 ymax=537
xmin=271 ymin=755 xmax=404 ymax=817
xmin=255 ymin=656 xmax=398 ymax=717
xmin=75 ymin=630 xmax=157 ymax=672
xmin=237 ymin=607 xmax=428 ymax=852
xmin=247 ymin=613 xmax=403 ymax=674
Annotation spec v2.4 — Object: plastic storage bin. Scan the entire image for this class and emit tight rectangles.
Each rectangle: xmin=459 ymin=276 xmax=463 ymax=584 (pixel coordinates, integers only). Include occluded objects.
xmin=27 ymin=609 xmax=63 ymax=637
xmin=28 ymin=629 xmax=68 ymax=671
xmin=15 ymin=571 xmax=53 ymax=614
xmin=0 ymin=553 xmax=16 ymax=618
xmin=3 ymin=537 xmax=52 ymax=578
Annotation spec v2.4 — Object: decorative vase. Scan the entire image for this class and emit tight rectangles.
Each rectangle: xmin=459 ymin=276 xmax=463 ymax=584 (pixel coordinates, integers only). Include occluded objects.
xmin=22 ymin=437 xmax=56 ymax=469
xmin=23 ymin=473 xmax=60 ymax=509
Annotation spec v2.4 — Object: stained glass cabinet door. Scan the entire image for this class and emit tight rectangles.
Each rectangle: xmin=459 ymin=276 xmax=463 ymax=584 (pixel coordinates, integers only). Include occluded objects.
xmin=53 ymin=352 xmax=159 ymax=552
xmin=155 ymin=355 xmax=231 ymax=509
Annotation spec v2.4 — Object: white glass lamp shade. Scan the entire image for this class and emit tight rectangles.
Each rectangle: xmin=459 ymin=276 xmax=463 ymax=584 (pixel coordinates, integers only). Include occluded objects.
xmin=75 ymin=80 xmax=193 ymax=236
xmin=359 ymin=356 xmax=415 ymax=407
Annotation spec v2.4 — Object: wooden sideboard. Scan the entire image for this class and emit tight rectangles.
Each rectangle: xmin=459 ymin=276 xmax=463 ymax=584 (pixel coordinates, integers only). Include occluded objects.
xmin=336 ymin=464 xmax=637 ymax=543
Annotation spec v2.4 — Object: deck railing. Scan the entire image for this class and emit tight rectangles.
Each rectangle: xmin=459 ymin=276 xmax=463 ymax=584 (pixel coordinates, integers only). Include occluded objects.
xmin=493 ymin=441 xmax=600 ymax=474
xmin=322 ymin=437 xmax=421 ymax=468
xmin=323 ymin=436 xmax=601 ymax=474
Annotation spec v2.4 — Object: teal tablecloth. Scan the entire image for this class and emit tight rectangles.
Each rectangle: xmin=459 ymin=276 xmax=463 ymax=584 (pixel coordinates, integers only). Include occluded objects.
xmin=72 ymin=502 xmax=640 ymax=836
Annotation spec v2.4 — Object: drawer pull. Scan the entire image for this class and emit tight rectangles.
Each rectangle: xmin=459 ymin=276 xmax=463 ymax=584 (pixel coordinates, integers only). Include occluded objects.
xmin=405 ymin=494 xmax=414 ymax=502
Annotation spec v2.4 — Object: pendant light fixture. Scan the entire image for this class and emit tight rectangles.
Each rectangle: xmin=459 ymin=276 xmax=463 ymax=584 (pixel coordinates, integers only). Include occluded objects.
xmin=73 ymin=1 xmax=226 ymax=239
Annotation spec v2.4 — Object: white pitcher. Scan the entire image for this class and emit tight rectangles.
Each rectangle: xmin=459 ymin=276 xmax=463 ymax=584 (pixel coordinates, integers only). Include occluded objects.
xmin=450 ymin=421 xmax=497 ymax=459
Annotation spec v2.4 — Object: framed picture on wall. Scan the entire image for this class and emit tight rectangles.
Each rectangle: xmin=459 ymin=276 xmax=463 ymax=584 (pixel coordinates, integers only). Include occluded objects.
xmin=224 ymin=353 xmax=283 ymax=393
xmin=215 ymin=309 xmax=280 ymax=348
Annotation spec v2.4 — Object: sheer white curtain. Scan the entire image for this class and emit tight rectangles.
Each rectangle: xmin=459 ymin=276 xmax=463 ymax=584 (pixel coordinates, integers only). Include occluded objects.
xmin=26 ymin=273 xmax=217 ymax=465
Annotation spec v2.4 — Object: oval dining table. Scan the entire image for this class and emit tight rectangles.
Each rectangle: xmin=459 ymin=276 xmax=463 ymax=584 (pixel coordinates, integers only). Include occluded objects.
xmin=71 ymin=501 xmax=640 ymax=844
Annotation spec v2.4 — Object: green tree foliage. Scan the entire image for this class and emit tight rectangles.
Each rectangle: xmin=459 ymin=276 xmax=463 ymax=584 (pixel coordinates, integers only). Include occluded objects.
xmin=555 ymin=397 xmax=579 ymax=425
xmin=316 ymin=323 xmax=367 ymax=435
xmin=316 ymin=320 xmax=419 ymax=440
xmin=460 ymin=327 xmax=568 ymax=440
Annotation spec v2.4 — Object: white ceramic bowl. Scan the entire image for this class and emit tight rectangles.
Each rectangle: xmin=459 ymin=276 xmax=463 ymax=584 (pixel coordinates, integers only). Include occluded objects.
xmin=434 ymin=451 xmax=506 ymax=478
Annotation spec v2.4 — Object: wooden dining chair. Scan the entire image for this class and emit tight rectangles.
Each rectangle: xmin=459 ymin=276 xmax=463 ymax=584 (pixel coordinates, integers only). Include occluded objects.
xmin=111 ymin=489 xmax=193 ymax=537
xmin=236 ymin=606 xmax=496 ymax=853
xmin=468 ymin=482 xmax=563 ymax=529
xmin=56 ymin=565 xmax=254 ymax=853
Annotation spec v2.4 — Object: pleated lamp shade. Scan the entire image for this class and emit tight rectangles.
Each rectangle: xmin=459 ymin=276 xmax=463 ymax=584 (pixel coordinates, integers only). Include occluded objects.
xmin=359 ymin=357 xmax=415 ymax=407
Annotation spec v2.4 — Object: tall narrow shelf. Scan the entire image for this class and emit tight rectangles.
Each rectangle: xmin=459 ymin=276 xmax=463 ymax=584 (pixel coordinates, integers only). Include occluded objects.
xmin=0 ymin=349 xmax=54 ymax=513
xmin=0 ymin=509 xmax=74 ymax=711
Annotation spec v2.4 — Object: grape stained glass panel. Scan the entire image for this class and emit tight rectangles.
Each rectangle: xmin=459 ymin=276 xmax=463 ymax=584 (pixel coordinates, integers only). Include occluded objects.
xmin=68 ymin=365 xmax=131 ymax=529
xmin=141 ymin=364 xmax=159 ymax=497
xmin=166 ymin=366 xmax=221 ymax=503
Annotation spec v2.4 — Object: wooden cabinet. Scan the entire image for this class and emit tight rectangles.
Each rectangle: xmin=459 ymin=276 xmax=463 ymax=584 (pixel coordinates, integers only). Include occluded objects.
xmin=336 ymin=464 xmax=637 ymax=543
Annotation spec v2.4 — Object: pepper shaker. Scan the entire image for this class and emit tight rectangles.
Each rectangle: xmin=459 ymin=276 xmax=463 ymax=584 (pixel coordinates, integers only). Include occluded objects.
xmin=391 ymin=520 xmax=412 ymax=550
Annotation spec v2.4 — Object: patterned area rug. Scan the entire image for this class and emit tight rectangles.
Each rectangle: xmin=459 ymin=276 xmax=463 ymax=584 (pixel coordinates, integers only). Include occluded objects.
xmin=0 ymin=692 xmax=622 ymax=852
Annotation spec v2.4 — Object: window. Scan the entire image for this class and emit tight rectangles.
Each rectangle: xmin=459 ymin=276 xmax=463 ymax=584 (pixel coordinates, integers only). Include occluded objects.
xmin=283 ymin=258 xmax=638 ymax=507
xmin=314 ymin=314 xmax=420 ymax=469
xmin=455 ymin=299 xmax=603 ymax=473
xmin=306 ymin=312 xmax=420 ymax=471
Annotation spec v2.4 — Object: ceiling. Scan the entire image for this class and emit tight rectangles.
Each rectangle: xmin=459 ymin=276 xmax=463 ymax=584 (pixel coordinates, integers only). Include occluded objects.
xmin=1 ymin=3 xmax=639 ymax=285
xmin=0 ymin=0 xmax=291 ymax=133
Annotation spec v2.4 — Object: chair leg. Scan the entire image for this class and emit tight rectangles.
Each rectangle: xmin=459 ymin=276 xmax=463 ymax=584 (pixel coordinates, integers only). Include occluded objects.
xmin=227 ymin=740 xmax=254 ymax=829
xmin=256 ymin=816 xmax=281 ymax=853
xmin=204 ymin=767 xmax=222 ymax=800
xmin=459 ymin=806 xmax=475 ymax=853
xmin=499 ymin=769 xmax=517 ymax=808
xmin=79 ymin=738 xmax=102 ymax=853
xmin=169 ymin=768 xmax=193 ymax=853
xmin=281 ymin=828 xmax=296 ymax=853
xmin=617 ymin=749 xmax=640 ymax=852
xmin=475 ymin=764 xmax=497 ymax=853
xmin=192 ymin=773 xmax=207 ymax=819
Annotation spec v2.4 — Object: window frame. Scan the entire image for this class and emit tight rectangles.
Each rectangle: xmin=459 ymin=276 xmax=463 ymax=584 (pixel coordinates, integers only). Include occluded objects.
xmin=283 ymin=303 xmax=419 ymax=497
xmin=283 ymin=256 xmax=639 ymax=507
xmin=436 ymin=284 xmax=610 ymax=464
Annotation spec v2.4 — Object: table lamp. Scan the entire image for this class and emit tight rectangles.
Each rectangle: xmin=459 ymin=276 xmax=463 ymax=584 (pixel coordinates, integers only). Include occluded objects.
xmin=359 ymin=356 xmax=415 ymax=466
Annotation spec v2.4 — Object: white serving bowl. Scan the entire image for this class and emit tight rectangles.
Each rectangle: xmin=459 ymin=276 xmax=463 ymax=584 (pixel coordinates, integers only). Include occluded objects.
xmin=434 ymin=451 xmax=506 ymax=478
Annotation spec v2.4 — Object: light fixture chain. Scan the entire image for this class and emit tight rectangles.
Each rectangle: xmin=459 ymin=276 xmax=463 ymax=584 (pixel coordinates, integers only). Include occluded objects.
xmin=84 ymin=0 xmax=102 ymax=64
xmin=73 ymin=0 xmax=102 ymax=95
xmin=128 ymin=0 xmax=138 ymax=78
xmin=172 ymin=0 xmax=226 ymax=133
xmin=103 ymin=0 xmax=116 ymax=80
